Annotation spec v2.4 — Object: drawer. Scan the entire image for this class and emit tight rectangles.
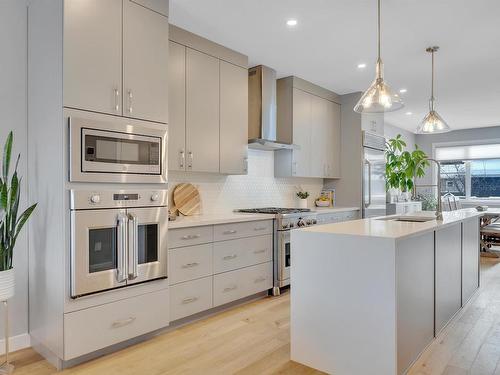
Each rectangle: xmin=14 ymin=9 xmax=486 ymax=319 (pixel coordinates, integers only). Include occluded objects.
xmin=213 ymin=235 xmax=272 ymax=273
xmin=214 ymin=220 xmax=273 ymax=241
xmin=170 ymin=277 xmax=213 ymax=321
xmin=213 ymin=262 xmax=273 ymax=307
xmin=64 ymin=288 xmax=169 ymax=360
xmin=169 ymin=225 xmax=213 ymax=248
xmin=169 ymin=244 xmax=213 ymax=285
xmin=244 ymin=261 xmax=273 ymax=296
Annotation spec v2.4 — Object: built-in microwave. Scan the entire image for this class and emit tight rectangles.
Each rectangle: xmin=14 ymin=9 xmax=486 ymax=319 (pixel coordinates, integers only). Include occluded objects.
xmin=69 ymin=116 xmax=167 ymax=183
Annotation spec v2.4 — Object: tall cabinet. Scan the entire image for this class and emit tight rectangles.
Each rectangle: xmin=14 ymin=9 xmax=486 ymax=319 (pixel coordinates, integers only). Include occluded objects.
xmin=168 ymin=25 xmax=249 ymax=174
xmin=275 ymin=76 xmax=341 ymax=178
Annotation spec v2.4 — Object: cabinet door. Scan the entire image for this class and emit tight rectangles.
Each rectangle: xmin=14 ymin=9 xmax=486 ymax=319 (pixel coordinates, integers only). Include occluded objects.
xmin=64 ymin=0 xmax=122 ymax=116
xmin=123 ymin=0 xmax=169 ymax=123
xmin=292 ymin=88 xmax=312 ymax=177
xmin=462 ymin=217 xmax=480 ymax=304
xmin=435 ymin=223 xmax=462 ymax=334
xmin=168 ymin=41 xmax=186 ymax=171
xmin=310 ymin=95 xmax=328 ymax=178
xmin=220 ymin=61 xmax=248 ymax=175
xmin=327 ymin=101 xmax=341 ymax=178
xmin=186 ymin=48 xmax=220 ymax=173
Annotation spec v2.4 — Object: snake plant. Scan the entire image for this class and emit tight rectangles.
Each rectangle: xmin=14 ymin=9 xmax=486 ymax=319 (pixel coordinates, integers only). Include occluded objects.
xmin=0 ymin=132 xmax=37 ymax=271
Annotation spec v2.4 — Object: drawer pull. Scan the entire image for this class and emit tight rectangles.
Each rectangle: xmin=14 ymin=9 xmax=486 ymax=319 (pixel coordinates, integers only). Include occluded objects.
xmin=253 ymin=249 xmax=267 ymax=254
xmin=223 ymin=254 xmax=237 ymax=261
xmin=223 ymin=230 xmax=237 ymax=235
xmin=223 ymin=285 xmax=237 ymax=293
xmin=254 ymin=277 xmax=267 ymax=283
xmin=181 ymin=262 xmax=200 ymax=269
xmin=111 ymin=317 xmax=136 ymax=329
xmin=254 ymin=227 xmax=267 ymax=231
xmin=182 ymin=297 xmax=199 ymax=304
xmin=181 ymin=234 xmax=201 ymax=240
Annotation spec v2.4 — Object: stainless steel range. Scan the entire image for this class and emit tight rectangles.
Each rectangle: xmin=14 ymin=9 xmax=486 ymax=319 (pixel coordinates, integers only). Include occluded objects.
xmin=235 ymin=208 xmax=318 ymax=295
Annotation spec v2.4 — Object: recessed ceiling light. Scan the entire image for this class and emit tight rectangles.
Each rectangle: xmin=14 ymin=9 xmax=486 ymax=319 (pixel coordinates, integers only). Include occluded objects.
xmin=357 ymin=63 xmax=367 ymax=69
xmin=405 ymin=111 xmax=413 ymax=115
xmin=399 ymin=88 xmax=408 ymax=93
xmin=286 ymin=19 xmax=298 ymax=27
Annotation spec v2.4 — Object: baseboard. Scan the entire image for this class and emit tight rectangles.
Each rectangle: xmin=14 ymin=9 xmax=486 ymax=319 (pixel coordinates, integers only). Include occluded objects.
xmin=0 ymin=333 xmax=30 ymax=354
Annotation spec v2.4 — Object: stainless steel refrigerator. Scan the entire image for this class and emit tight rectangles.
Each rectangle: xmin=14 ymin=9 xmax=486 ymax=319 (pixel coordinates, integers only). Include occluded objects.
xmin=362 ymin=131 xmax=387 ymax=218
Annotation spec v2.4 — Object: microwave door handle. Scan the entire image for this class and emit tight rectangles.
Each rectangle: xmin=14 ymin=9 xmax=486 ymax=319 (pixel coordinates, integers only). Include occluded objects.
xmin=117 ymin=213 xmax=128 ymax=283
xmin=127 ymin=213 xmax=139 ymax=280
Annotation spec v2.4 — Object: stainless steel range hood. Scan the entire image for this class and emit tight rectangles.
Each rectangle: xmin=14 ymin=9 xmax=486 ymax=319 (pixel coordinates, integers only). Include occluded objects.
xmin=248 ymin=65 xmax=293 ymax=150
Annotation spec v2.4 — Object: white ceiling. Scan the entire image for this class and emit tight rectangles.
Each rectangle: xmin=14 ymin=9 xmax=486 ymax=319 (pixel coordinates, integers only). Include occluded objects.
xmin=169 ymin=0 xmax=500 ymax=134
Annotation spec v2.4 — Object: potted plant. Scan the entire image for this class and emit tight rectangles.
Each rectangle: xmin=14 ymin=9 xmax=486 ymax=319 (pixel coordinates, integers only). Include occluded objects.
xmin=296 ymin=188 xmax=310 ymax=209
xmin=0 ymin=132 xmax=37 ymax=301
xmin=385 ymin=134 xmax=429 ymax=202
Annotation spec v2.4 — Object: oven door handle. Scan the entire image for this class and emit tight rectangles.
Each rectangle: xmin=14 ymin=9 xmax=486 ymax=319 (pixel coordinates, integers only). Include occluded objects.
xmin=117 ymin=213 xmax=129 ymax=283
xmin=127 ymin=213 xmax=139 ymax=280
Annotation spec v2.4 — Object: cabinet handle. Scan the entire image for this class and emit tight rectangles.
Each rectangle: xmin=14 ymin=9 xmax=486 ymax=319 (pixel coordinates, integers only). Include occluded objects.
xmin=114 ymin=88 xmax=120 ymax=112
xmin=182 ymin=297 xmax=199 ymax=304
xmin=223 ymin=285 xmax=237 ymax=293
xmin=187 ymin=151 xmax=193 ymax=169
xmin=111 ymin=317 xmax=136 ymax=329
xmin=254 ymin=227 xmax=267 ymax=231
xmin=128 ymin=90 xmax=133 ymax=114
xmin=181 ymin=234 xmax=200 ymax=240
xmin=243 ymin=157 xmax=248 ymax=173
xmin=181 ymin=262 xmax=200 ymax=269
xmin=292 ymin=161 xmax=297 ymax=175
xmin=180 ymin=150 xmax=185 ymax=169
xmin=223 ymin=254 xmax=237 ymax=261
xmin=253 ymin=249 xmax=266 ymax=254
xmin=223 ymin=230 xmax=237 ymax=235
xmin=254 ymin=276 xmax=267 ymax=283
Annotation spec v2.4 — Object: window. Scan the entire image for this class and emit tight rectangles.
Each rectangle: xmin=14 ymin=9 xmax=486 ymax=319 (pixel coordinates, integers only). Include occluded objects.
xmin=436 ymin=142 xmax=500 ymax=199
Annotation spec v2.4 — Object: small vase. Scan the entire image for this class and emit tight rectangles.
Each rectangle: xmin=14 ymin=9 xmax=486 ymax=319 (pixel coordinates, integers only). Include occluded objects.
xmin=297 ymin=199 xmax=308 ymax=209
xmin=0 ymin=269 xmax=15 ymax=301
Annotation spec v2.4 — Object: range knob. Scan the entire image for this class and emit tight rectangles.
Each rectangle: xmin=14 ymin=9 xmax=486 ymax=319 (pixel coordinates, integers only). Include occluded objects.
xmin=297 ymin=219 xmax=306 ymax=227
xmin=150 ymin=193 xmax=160 ymax=202
xmin=289 ymin=222 xmax=295 ymax=228
xmin=90 ymin=194 xmax=101 ymax=204
xmin=312 ymin=219 xmax=318 ymax=225
xmin=281 ymin=222 xmax=290 ymax=230
xmin=305 ymin=219 xmax=312 ymax=225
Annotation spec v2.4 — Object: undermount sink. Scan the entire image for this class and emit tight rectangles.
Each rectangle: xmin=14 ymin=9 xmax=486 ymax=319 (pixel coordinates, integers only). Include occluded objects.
xmin=376 ymin=216 xmax=436 ymax=223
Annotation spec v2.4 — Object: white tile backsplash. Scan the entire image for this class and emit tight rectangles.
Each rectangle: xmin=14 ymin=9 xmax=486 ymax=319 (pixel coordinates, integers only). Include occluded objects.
xmin=169 ymin=150 xmax=323 ymax=214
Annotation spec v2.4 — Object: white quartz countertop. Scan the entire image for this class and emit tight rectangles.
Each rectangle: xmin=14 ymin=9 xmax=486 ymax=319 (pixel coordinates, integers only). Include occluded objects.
xmin=300 ymin=208 xmax=488 ymax=240
xmin=168 ymin=213 xmax=274 ymax=229
xmin=312 ymin=206 xmax=360 ymax=214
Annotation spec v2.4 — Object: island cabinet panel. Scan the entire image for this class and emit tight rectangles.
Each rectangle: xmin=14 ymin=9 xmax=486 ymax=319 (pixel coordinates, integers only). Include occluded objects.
xmin=396 ymin=232 xmax=435 ymax=375
xmin=462 ymin=217 xmax=480 ymax=304
xmin=435 ymin=223 xmax=462 ymax=334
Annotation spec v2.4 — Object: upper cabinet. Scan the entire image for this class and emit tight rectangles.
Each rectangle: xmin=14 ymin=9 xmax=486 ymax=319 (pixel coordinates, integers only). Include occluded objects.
xmin=275 ymin=77 xmax=341 ymax=178
xmin=168 ymin=25 xmax=249 ymax=175
xmin=64 ymin=0 xmax=169 ymax=124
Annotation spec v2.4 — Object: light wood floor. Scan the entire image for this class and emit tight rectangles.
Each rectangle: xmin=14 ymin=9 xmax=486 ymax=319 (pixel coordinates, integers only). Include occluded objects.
xmin=10 ymin=258 xmax=500 ymax=375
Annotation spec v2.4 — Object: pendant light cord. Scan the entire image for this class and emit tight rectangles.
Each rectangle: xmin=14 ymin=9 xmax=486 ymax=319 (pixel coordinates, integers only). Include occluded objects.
xmin=378 ymin=0 xmax=381 ymax=61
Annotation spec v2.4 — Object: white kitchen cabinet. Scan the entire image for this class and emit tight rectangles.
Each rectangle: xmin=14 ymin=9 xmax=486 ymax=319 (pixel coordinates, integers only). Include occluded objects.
xmin=63 ymin=0 xmax=168 ymax=123
xmin=130 ymin=0 xmax=169 ymax=17
xmin=220 ymin=61 xmax=249 ymax=174
xmin=123 ymin=0 xmax=169 ymax=123
xmin=168 ymin=41 xmax=186 ymax=171
xmin=170 ymin=277 xmax=213 ymax=321
xmin=462 ymin=217 xmax=480 ymax=304
xmin=63 ymin=0 xmax=123 ymax=116
xmin=435 ymin=223 xmax=462 ymax=334
xmin=186 ymin=48 xmax=220 ymax=173
xmin=275 ymin=77 xmax=341 ymax=178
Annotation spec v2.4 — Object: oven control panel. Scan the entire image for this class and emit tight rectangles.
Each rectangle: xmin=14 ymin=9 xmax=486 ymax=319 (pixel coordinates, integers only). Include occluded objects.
xmin=279 ymin=214 xmax=318 ymax=230
xmin=70 ymin=189 xmax=168 ymax=210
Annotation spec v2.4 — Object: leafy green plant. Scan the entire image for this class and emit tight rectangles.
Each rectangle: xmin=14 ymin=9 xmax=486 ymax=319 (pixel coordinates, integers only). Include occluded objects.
xmin=0 ymin=132 xmax=37 ymax=271
xmin=296 ymin=191 xmax=310 ymax=199
xmin=385 ymin=134 xmax=430 ymax=192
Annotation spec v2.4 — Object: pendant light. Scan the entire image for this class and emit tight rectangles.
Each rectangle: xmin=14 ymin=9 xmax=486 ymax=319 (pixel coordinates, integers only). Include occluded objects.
xmin=354 ymin=0 xmax=403 ymax=113
xmin=416 ymin=46 xmax=451 ymax=134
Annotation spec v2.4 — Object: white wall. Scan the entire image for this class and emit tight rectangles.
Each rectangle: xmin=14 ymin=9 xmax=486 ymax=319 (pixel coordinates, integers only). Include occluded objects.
xmin=169 ymin=150 xmax=324 ymax=212
xmin=385 ymin=123 xmax=417 ymax=151
xmin=0 ymin=0 xmax=30 ymax=343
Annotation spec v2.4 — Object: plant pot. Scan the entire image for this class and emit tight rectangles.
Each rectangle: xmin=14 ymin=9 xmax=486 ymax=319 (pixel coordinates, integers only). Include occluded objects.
xmin=297 ymin=199 xmax=308 ymax=209
xmin=0 ymin=269 xmax=15 ymax=301
xmin=400 ymin=191 xmax=411 ymax=202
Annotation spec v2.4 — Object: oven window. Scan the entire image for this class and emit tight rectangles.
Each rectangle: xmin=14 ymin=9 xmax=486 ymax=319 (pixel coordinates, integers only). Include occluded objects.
xmin=138 ymin=224 xmax=158 ymax=264
xmin=285 ymin=242 xmax=291 ymax=268
xmin=85 ymin=134 xmax=160 ymax=165
xmin=88 ymin=228 xmax=117 ymax=273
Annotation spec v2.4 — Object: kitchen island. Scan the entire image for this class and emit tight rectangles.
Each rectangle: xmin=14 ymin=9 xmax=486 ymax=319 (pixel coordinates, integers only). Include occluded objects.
xmin=290 ymin=209 xmax=483 ymax=375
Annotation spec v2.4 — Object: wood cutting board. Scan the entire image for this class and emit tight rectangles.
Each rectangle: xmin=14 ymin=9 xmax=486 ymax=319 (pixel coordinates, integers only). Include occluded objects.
xmin=173 ymin=183 xmax=201 ymax=216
